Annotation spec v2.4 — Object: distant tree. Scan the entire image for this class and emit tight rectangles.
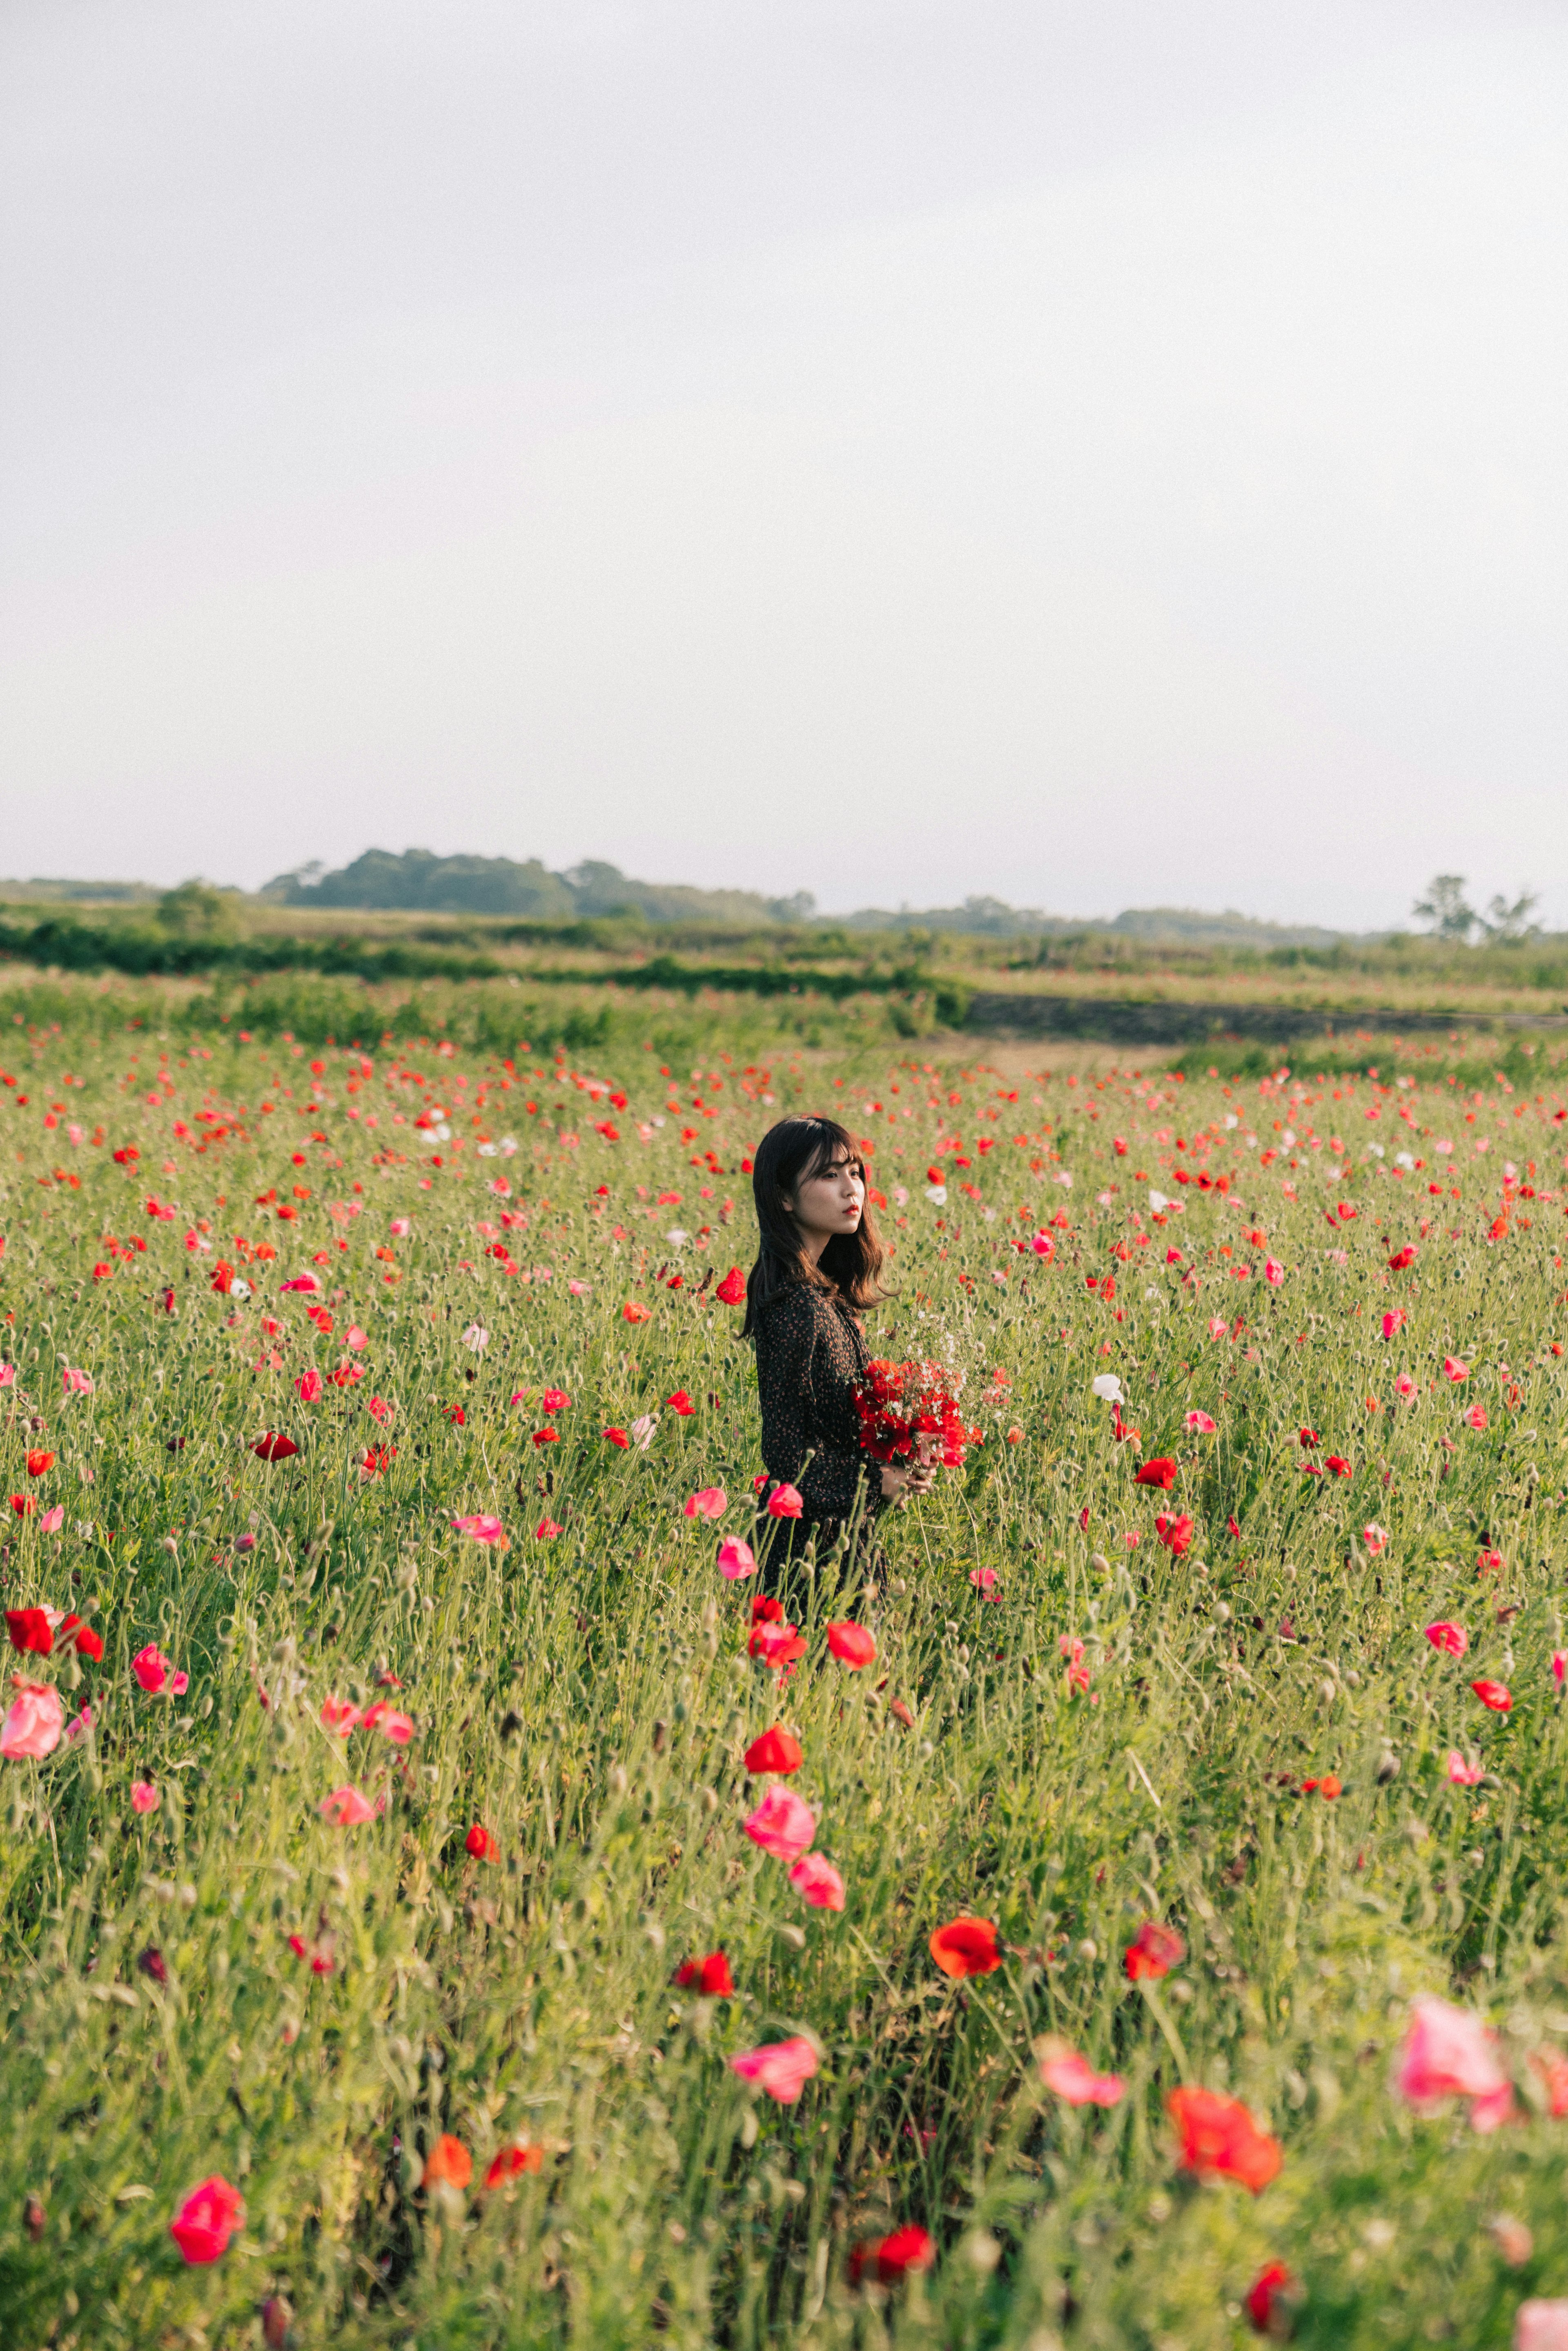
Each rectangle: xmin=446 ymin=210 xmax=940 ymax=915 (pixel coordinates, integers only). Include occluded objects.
xmin=1411 ymin=875 xmax=1477 ymax=942
xmin=1478 ymin=887 xmax=1541 ymax=945
xmin=156 ymin=880 xmax=240 ymax=940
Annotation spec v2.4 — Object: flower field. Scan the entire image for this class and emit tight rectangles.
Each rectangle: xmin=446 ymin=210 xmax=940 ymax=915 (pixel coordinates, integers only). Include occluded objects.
xmin=4 ymin=1002 xmax=1568 ymax=2349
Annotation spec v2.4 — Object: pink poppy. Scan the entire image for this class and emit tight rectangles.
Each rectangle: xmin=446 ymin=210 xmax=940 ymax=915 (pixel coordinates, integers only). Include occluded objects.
xmin=1263 ymin=1257 xmax=1285 ymax=1286
xmin=452 ymin=1514 xmax=506 ymax=1544
xmin=1516 ymin=2306 xmax=1568 ymax=2351
xmin=743 ymin=1785 xmax=816 ymax=1862
xmin=390 ymin=1217 xmax=411 ymax=1236
xmin=131 ymin=1642 xmax=187 ymax=1696
xmin=1554 ymin=1654 xmax=1566 ymax=1688
xmin=765 ymin=1484 xmax=804 ymax=1520
xmin=321 ymin=1696 xmax=362 ymax=1735
xmin=294 ymin=1368 xmax=323 ymax=1404
xmin=1362 ymin=1524 xmax=1389 ymax=1555
xmin=684 ymin=1487 xmax=727 ymax=1521
xmin=1425 ymin=1622 xmax=1468 ymax=1657
xmin=319 ymin=1785 xmax=376 ymax=1825
xmin=534 ymin=1518 xmax=563 ymax=1539
xmin=790 ymin=1852 xmax=846 ymax=1910
xmin=1472 ymin=1680 xmax=1512 ymax=1712
xmin=1039 ymin=2041 xmax=1125 ymax=2107
xmin=716 ymin=1536 xmax=757 ymax=1580
xmin=1394 ymin=1374 xmax=1417 ymax=1402
xmin=1207 ymin=1317 xmax=1227 ymax=1339
xmin=169 ymin=2175 xmax=245 ymax=2264
xmin=38 ymin=1506 xmax=64 ymax=1534
xmin=1396 ymin=1992 xmax=1512 ymax=2131
xmin=969 ymin=1567 xmax=999 ymax=1592
xmin=1 ymin=1680 xmax=62 ymax=1758
xmin=62 ymin=1366 xmax=95 ymax=1394
xmin=131 ymin=1780 xmax=158 ymax=1814
xmin=1446 ymin=1751 xmax=1485 ymax=1786
xmin=729 ymin=2037 xmax=820 ymax=2104
xmin=345 ymin=1325 xmax=368 ymax=1350
xmin=1443 ymin=1356 xmax=1470 ymax=1381
xmin=1184 ymin=1411 xmax=1216 ymax=1433
xmin=1463 ymin=1405 xmax=1489 ymax=1431
xmin=64 ymin=1703 xmax=93 ymax=1744
xmin=280 ymin=1274 xmax=321 ymax=1294
xmin=1382 ymin=1309 xmax=1406 ymax=1338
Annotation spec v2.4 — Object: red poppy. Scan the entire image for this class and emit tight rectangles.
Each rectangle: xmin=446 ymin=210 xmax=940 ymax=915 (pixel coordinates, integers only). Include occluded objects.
xmin=484 ymin=2141 xmax=543 ymax=2186
xmin=444 ymin=1404 xmax=466 ymax=1425
xmin=1325 ymin=1455 xmax=1351 ymax=1476
xmin=1471 ymin=1680 xmax=1512 ymax=1711
xmin=748 ymin=1620 xmax=807 ymax=1664
xmin=751 ymin=1594 xmax=784 ymax=1625
xmin=1298 ymin=1428 xmax=1319 ymax=1448
xmin=1167 ymin=2086 xmax=1282 ymax=2192
xmin=251 ymin=1433 xmax=299 ymax=1462
xmin=666 ymin=1390 xmax=695 ymax=1416
xmin=826 ymin=1621 xmax=877 ymax=1669
xmin=1155 ymin=1512 xmax=1194 ymax=1557
xmin=1388 ymin=1245 xmax=1418 ymax=1271
xmin=603 ymin=1426 xmax=630 ymax=1448
xmin=60 ymin=1615 xmax=103 ymax=1661
xmin=928 ymin=1915 xmax=1002 ymax=1979
xmin=715 ymin=1267 xmax=746 ymax=1305
xmin=674 ymin=1951 xmax=735 ymax=1997
xmin=531 ymin=1428 xmax=559 ymax=1447
xmin=25 ymin=1450 xmax=54 ymax=1479
xmin=423 ymin=2134 xmax=472 ymax=2190
xmin=1246 ymin=2260 xmax=1296 ymax=2334
xmin=848 ymin=2225 xmax=936 ymax=2285
xmin=5 ymin=1608 xmax=53 ymax=1655
xmin=744 ymin=1727 xmax=804 ymax=1775
xmin=1135 ymin=1458 xmax=1178 ymax=1489
xmin=10 ymin=1495 xmax=35 ymax=1518
xmin=622 ymin=1303 xmax=652 ymax=1324
xmin=1124 ymin=1919 xmax=1186 ymax=1981
xmin=465 ymin=1822 xmax=499 ymax=1861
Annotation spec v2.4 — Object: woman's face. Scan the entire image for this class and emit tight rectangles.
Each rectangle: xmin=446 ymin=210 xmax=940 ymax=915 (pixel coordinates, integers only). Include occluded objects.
xmin=786 ymin=1146 xmax=865 ymax=1243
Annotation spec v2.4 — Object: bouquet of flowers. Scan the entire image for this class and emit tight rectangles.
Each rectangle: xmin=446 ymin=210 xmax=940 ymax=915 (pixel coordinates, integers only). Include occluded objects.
xmin=855 ymin=1357 xmax=982 ymax=1469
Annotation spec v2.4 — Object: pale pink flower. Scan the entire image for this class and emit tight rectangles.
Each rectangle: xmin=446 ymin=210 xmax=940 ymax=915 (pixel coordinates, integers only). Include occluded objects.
xmin=374 ymin=1709 xmax=414 ymax=1745
xmin=319 ymin=1785 xmax=376 ymax=1825
xmin=969 ymin=1567 xmax=999 ymax=1591
xmin=131 ymin=1780 xmax=159 ymax=1814
xmin=1463 ymin=1404 xmax=1488 ymax=1431
xmin=684 ymin=1487 xmax=727 ymax=1521
xmin=64 ymin=1703 xmax=93 ymax=1744
xmin=1263 ymin=1257 xmax=1285 ymax=1287
xmin=1039 ymin=2042 xmax=1125 ymax=2107
xmin=1207 ymin=1316 xmax=1227 ymax=1340
xmin=567 ymin=1280 xmax=591 ymax=1296
xmin=294 ymin=1368 xmax=323 ymax=1404
xmin=451 ymin=1514 xmax=506 ymax=1544
xmin=1362 ymin=1523 xmax=1389 ymax=1555
xmin=1327 ymin=1247 xmax=1349 ymax=1266
xmin=0 ymin=1364 xmax=14 ymax=1386
xmin=1446 ymin=1751 xmax=1485 ymax=1786
xmin=1444 ymin=1356 xmax=1470 ymax=1381
xmin=1 ymin=1680 xmax=62 ymax=1758
xmin=461 ymin=1324 xmax=488 ymax=1352
xmin=1396 ymin=1992 xmax=1512 ymax=2131
xmin=716 ymin=1536 xmax=757 ymax=1580
xmin=38 ymin=1506 xmax=64 ymax=1533
xmin=743 ymin=1785 xmax=816 ymax=1862
xmin=728 ymin=2036 xmax=820 ymax=2104
xmin=1516 ymin=2300 xmax=1568 ymax=2351
xmin=62 ymin=1366 xmax=95 ymax=1395
xmin=628 ymin=1413 xmax=658 ymax=1451
xmin=390 ymin=1217 xmax=411 ymax=1237
xmin=1394 ymin=1374 xmax=1418 ymax=1402
xmin=1184 ymin=1411 xmax=1216 ymax=1433
xmin=345 ymin=1325 xmax=368 ymax=1351
xmin=789 ymin=1853 xmax=846 ymax=1911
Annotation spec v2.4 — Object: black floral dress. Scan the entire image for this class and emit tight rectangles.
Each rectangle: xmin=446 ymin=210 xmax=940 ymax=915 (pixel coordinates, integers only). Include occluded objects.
xmin=753 ymin=1282 xmax=882 ymax=1565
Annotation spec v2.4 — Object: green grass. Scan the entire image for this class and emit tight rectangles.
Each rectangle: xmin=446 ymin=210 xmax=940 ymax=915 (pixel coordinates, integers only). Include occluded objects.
xmin=1 ymin=1003 xmax=1568 ymax=2347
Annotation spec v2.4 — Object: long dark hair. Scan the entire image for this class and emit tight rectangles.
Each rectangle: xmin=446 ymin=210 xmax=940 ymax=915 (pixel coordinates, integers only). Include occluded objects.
xmin=742 ymin=1115 xmax=888 ymax=1335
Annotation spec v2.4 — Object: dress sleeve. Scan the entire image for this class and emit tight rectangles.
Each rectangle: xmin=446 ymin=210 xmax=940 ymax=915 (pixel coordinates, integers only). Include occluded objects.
xmin=757 ymin=1290 xmax=815 ymax=1495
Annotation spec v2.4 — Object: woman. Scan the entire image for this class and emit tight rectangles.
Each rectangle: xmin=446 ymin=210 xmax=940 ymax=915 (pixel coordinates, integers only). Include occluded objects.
xmin=744 ymin=1114 xmax=933 ymax=1576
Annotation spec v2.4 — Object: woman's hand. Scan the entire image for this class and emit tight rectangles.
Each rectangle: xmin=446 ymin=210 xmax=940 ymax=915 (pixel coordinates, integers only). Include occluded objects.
xmin=880 ymin=1460 xmax=937 ymax=1505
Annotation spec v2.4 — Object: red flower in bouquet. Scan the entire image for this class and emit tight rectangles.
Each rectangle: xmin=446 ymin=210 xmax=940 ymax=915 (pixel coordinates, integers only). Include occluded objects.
xmin=855 ymin=1358 xmax=981 ymax=1469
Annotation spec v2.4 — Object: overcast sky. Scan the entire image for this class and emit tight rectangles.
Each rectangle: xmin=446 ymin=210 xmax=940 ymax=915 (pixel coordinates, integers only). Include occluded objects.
xmin=3 ymin=1 xmax=1566 ymax=927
